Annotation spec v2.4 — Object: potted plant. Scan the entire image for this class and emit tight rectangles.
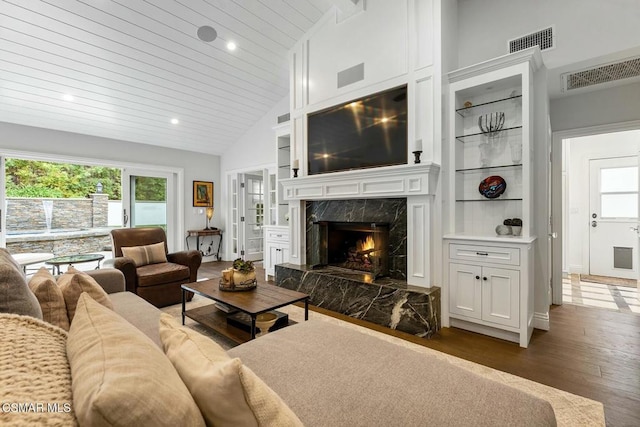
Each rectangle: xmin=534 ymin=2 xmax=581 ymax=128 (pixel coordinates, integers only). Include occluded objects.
xmin=232 ymin=258 xmax=256 ymax=285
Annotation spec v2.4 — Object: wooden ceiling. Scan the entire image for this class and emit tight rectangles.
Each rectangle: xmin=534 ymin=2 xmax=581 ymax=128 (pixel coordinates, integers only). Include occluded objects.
xmin=0 ymin=0 xmax=338 ymax=155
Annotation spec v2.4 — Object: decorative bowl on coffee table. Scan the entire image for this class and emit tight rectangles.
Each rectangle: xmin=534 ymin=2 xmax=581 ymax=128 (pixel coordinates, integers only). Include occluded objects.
xmin=255 ymin=312 xmax=278 ymax=336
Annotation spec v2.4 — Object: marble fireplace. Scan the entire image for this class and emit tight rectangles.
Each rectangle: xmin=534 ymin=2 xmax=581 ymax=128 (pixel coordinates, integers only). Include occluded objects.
xmin=314 ymin=220 xmax=390 ymax=277
xmin=307 ymin=199 xmax=405 ymax=279
xmin=277 ymin=163 xmax=441 ymax=337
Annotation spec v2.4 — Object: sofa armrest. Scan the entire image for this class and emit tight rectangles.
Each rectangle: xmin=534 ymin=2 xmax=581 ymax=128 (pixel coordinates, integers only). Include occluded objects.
xmin=167 ymin=250 xmax=202 ymax=282
xmin=85 ymin=269 xmax=126 ymax=294
xmin=109 ymin=257 xmax=138 ymax=293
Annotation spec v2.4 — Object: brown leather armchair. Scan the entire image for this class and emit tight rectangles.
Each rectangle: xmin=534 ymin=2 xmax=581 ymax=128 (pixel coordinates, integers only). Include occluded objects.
xmin=109 ymin=227 xmax=202 ymax=308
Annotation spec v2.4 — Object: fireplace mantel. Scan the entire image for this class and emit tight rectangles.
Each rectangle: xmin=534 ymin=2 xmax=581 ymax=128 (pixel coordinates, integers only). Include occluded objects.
xmin=281 ymin=163 xmax=440 ymax=201
xmin=282 ymin=162 xmax=440 ymax=289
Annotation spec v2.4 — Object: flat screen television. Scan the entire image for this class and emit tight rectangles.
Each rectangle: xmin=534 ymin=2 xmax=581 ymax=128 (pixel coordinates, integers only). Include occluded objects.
xmin=307 ymin=85 xmax=407 ymax=175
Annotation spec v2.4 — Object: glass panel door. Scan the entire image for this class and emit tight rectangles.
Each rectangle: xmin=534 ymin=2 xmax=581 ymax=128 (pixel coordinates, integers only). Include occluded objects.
xmin=0 ymin=156 xmax=5 ymax=248
xmin=243 ymin=173 xmax=264 ymax=261
xmin=122 ymin=168 xmax=174 ymax=250
xmin=589 ymin=157 xmax=638 ymax=279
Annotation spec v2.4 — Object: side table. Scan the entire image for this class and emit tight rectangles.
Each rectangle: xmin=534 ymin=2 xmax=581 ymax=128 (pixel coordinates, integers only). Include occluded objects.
xmin=186 ymin=229 xmax=222 ymax=260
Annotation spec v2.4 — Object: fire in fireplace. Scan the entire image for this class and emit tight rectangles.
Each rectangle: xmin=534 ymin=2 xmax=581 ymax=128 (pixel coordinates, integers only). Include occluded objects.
xmin=313 ymin=222 xmax=389 ymax=277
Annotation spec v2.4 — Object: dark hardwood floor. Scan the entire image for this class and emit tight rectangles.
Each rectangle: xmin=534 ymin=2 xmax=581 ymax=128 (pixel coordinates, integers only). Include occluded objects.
xmin=199 ymin=262 xmax=640 ymax=427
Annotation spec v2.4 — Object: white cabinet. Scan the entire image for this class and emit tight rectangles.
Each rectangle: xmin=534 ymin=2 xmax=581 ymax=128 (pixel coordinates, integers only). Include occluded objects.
xmin=450 ymin=263 xmax=519 ymax=328
xmin=447 ymin=47 xmax=545 ymax=239
xmin=263 ymin=226 xmax=289 ymax=280
xmin=445 ymin=238 xmax=533 ymax=347
xmin=444 ymin=48 xmax=545 ymax=348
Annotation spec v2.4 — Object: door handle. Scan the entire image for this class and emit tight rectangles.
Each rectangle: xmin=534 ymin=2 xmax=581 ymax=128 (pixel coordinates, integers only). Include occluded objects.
xmin=123 ymin=209 xmax=129 ymax=226
xmin=591 ymin=221 xmax=597 ymax=228
xmin=631 ymin=226 xmax=639 ymax=234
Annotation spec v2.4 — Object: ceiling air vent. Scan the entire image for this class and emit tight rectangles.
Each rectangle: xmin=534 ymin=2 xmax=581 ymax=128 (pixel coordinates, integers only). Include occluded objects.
xmin=508 ymin=26 xmax=554 ymax=53
xmin=564 ymin=57 xmax=640 ymax=91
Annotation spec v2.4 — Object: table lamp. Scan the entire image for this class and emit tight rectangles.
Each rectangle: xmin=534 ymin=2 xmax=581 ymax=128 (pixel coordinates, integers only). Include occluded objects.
xmin=206 ymin=206 xmax=214 ymax=230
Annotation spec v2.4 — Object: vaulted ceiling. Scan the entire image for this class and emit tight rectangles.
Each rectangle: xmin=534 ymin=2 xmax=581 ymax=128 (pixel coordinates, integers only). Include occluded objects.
xmin=0 ymin=0 xmax=340 ymax=155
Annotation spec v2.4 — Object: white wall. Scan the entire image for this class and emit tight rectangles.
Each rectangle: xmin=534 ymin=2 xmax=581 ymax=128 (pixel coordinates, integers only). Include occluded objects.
xmin=457 ymin=0 xmax=640 ymax=70
xmin=550 ymin=83 xmax=640 ymax=132
xmin=565 ymin=130 xmax=640 ymax=273
xmin=0 ymin=121 xmax=221 ymax=251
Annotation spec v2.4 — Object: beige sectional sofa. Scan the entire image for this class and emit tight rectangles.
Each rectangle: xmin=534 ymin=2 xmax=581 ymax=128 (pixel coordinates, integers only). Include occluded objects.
xmin=0 ymin=249 xmax=557 ymax=426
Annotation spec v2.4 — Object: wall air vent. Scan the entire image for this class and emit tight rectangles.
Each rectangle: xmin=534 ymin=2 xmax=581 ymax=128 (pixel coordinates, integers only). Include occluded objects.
xmin=563 ymin=57 xmax=640 ymax=91
xmin=277 ymin=113 xmax=290 ymax=124
xmin=508 ymin=26 xmax=554 ymax=53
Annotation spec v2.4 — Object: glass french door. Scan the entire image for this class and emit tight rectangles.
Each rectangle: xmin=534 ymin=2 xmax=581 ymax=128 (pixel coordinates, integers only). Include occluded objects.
xmin=0 ymin=156 xmax=5 ymax=248
xmin=230 ymin=171 xmax=266 ymax=261
xmin=121 ymin=168 xmax=175 ymax=250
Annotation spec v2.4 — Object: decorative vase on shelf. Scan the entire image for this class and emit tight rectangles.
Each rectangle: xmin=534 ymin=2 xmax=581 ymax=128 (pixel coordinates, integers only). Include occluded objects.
xmin=479 ymin=142 xmax=492 ymax=167
xmin=509 ymin=139 xmax=523 ymax=164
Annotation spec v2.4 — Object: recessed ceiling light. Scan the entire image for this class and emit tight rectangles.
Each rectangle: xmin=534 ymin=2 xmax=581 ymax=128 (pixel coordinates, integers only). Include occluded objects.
xmin=226 ymin=41 xmax=237 ymax=51
xmin=171 ymin=118 xmax=179 ymax=125
xmin=62 ymin=94 xmax=74 ymax=101
xmin=197 ymin=25 xmax=217 ymax=42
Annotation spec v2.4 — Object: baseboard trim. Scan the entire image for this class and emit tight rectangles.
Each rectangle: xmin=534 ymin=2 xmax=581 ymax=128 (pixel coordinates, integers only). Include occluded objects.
xmin=534 ymin=311 xmax=550 ymax=331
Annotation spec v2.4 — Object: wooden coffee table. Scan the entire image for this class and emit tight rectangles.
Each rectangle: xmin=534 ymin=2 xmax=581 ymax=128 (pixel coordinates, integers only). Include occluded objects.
xmin=181 ymin=280 xmax=309 ymax=343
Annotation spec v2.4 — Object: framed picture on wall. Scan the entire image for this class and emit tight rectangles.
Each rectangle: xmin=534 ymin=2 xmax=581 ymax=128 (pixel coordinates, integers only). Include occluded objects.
xmin=193 ymin=181 xmax=213 ymax=207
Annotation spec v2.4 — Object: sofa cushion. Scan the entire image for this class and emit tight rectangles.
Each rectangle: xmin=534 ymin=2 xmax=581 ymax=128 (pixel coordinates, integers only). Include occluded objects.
xmin=67 ymin=293 xmax=205 ymax=427
xmin=0 ymin=313 xmax=75 ymax=425
xmin=58 ymin=267 xmax=113 ymax=322
xmin=0 ymin=248 xmax=42 ymax=319
xmin=136 ymin=262 xmax=189 ymax=287
xmin=121 ymin=242 xmax=167 ymax=267
xmin=229 ymin=320 xmax=558 ymax=427
xmin=159 ymin=313 xmax=303 ymax=427
xmin=110 ymin=291 xmax=162 ymax=347
xmin=28 ymin=267 xmax=70 ymax=331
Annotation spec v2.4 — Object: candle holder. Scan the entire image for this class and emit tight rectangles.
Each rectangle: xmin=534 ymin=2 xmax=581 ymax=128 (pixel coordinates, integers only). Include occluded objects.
xmin=412 ymin=151 xmax=422 ymax=164
xmin=292 ymin=168 xmax=299 ymax=178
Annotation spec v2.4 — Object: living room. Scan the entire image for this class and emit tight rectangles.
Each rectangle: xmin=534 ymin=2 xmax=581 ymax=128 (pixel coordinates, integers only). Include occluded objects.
xmin=1 ymin=0 xmax=639 ymax=425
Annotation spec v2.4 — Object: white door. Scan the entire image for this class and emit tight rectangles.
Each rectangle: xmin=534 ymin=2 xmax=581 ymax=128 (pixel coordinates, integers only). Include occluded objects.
xmin=122 ymin=168 xmax=176 ymax=250
xmin=242 ymin=173 xmax=264 ymax=261
xmin=481 ymin=267 xmax=520 ymax=328
xmin=449 ymin=263 xmax=482 ymax=320
xmin=231 ymin=172 xmax=266 ymax=262
xmin=589 ymin=157 xmax=638 ymax=279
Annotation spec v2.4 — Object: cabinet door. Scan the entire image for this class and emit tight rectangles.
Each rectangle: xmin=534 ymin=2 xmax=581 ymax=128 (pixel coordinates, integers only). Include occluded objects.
xmin=449 ymin=263 xmax=482 ymax=320
xmin=481 ymin=267 xmax=520 ymax=328
xmin=281 ymin=246 xmax=290 ymax=264
xmin=264 ymin=243 xmax=279 ymax=276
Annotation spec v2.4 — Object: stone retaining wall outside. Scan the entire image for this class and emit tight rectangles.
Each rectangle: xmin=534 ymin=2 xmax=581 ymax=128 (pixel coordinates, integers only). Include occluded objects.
xmin=6 ymin=229 xmax=112 ymax=257
xmin=6 ymin=194 xmax=108 ymax=231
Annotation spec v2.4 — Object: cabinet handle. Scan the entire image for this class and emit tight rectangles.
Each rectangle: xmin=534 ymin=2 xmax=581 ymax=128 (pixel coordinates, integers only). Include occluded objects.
xmin=476 ymin=252 xmax=488 ymax=256
xmin=275 ymin=234 xmax=282 ymax=237
xmin=483 ymin=277 xmax=488 ymax=281
xmin=475 ymin=275 xmax=480 ymax=280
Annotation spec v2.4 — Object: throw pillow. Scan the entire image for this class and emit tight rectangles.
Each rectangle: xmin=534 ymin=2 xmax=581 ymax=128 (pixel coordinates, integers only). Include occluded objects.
xmin=28 ymin=267 xmax=70 ymax=331
xmin=0 ymin=313 xmax=75 ymax=425
xmin=121 ymin=242 xmax=167 ymax=267
xmin=0 ymin=248 xmax=43 ymax=319
xmin=67 ymin=293 xmax=205 ymax=427
xmin=159 ymin=314 xmax=303 ymax=427
xmin=57 ymin=267 xmax=113 ymax=322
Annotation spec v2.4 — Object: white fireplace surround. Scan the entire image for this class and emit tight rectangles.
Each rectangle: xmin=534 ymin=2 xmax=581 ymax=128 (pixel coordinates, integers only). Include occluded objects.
xmin=280 ymin=162 xmax=440 ymax=289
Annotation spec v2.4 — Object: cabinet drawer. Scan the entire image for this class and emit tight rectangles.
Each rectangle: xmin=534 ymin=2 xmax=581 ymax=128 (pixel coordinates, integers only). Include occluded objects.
xmin=266 ymin=229 xmax=289 ymax=242
xmin=449 ymin=244 xmax=520 ymax=266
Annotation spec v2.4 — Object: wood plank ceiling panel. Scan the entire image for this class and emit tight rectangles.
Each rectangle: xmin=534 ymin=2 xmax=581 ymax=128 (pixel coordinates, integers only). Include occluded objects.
xmin=0 ymin=0 xmax=338 ymax=155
